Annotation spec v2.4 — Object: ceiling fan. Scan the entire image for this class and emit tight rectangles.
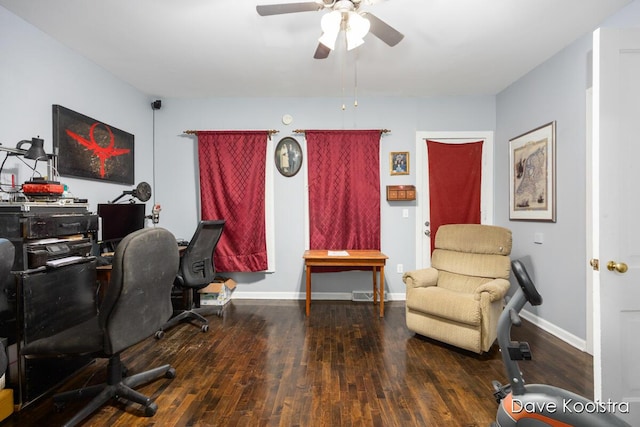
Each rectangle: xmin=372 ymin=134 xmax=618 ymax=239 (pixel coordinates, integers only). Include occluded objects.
xmin=256 ymin=0 xmax=404 ymax=59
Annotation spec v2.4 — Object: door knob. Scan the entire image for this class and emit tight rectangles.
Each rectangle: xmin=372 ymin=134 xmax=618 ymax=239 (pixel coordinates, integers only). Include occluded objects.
xmin=607 ymin=261 xmax=628 ymax=273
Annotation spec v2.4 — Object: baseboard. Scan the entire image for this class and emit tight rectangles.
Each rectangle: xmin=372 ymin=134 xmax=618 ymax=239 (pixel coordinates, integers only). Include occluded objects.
xmin=520 ymin=309 xmax=587 ymax=352
xmin=352 ymin=291 xmax=388 ymax=302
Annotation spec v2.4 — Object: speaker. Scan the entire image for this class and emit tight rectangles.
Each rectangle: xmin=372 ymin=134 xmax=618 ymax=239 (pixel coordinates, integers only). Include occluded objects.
xmin=151 ymin=100 xmax=162 ymax=110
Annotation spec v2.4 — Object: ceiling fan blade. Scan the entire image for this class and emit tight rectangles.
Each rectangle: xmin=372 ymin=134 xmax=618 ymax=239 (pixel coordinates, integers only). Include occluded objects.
xmin=313 ymin=42 xmax=331 ymax=59
xmin=256 ymin=2 xmax=323 ymax=16
xmin=361 ymin=12 xmax=404 ymax=47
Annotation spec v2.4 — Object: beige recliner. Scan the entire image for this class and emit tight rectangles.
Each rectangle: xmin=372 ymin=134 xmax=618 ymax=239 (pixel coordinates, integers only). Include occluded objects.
xmin=403 ymin=224 xmax=512 ymax=354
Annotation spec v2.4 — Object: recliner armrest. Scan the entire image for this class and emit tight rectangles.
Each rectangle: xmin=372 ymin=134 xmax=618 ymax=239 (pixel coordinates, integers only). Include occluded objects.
xmin=402 ymin=268 xmax=438 ymax=289
xmin=474 ymin=278 xmax=510 ymax=302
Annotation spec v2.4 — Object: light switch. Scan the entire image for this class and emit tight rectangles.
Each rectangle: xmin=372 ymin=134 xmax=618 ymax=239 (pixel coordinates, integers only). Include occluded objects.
xmin=402 ymin=209 xmax=409 ymax=218
xmin=534 ymin=232 xmax=544 ymax=244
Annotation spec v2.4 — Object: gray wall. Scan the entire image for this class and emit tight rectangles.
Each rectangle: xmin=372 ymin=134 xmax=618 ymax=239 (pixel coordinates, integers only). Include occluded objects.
xmin=2 ymin=2 xmax=640 ymax=344
xmin=495 ymin=0 xmax=640 ymax=343
xmin=152 ymin=96 xmax=495 ymax=299
xmin=0 ymin=7 xmax=155 ymax=210
xmin=0 ymin=5 xmax=496 ymax=302
xmin=496 ymin=35 xmax=592 ymax=340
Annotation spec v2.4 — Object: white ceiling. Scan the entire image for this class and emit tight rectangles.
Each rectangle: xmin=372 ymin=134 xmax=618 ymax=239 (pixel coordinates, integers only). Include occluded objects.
xmin=1 ymin=0 xmax=631 ymax=98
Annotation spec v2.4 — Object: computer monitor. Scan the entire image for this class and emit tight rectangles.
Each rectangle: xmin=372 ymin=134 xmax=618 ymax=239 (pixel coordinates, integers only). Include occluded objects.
xmin=98 ymin=203 xmax=146 ymax=244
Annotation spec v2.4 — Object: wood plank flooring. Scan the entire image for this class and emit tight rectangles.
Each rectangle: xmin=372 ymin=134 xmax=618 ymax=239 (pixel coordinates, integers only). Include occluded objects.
xmin=5 ymin=300 xmax=593 ymax=426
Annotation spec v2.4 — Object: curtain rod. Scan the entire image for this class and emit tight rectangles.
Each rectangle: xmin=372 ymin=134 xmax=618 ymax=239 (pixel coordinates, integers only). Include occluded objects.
xmin=293 ymin=129 xmax=390 ymax=134
xmin=183 ymin=129 xmax=279 ymax=138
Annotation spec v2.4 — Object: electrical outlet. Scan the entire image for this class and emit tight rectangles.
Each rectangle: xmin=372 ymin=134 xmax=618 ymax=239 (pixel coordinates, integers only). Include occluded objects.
xmin=397 ymin=264 xmax=403 ymax=273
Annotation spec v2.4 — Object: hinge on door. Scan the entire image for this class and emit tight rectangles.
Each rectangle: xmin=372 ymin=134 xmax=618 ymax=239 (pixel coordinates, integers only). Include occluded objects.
xmin=589 ymin=259 xmax=600 ymax=271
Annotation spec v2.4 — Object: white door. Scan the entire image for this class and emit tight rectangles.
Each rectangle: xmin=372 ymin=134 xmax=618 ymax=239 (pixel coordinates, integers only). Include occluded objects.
xmin=414 ymin=132 xmax=494 ymax=268
xmin=592 ymin=27 xmax=640 ymax=424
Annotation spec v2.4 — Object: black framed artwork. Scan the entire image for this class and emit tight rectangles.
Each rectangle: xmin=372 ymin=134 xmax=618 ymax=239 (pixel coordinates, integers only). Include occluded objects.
xmin=52 ymin=105 xmax=134 ymax=184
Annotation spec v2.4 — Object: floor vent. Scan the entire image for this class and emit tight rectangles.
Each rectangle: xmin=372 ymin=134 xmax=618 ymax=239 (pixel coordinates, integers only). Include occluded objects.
xmin=352 ymin=291 xmax=387 ymax=302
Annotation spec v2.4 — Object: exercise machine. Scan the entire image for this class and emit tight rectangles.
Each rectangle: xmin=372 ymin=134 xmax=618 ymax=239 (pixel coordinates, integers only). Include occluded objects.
xmin=491 ymin=259 xmax=630 ymax=426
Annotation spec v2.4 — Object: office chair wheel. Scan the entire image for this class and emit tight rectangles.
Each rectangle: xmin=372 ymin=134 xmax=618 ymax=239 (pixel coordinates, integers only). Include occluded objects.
xmin=144 ymin=402 xmax=158 ymax=417
xmin=165 ymin=367 xmax=177 ymax=379
xmin=154 ymin=330 xmax=165 ymax=340
xmin=200 ymin=324 xmax=209 ymax=333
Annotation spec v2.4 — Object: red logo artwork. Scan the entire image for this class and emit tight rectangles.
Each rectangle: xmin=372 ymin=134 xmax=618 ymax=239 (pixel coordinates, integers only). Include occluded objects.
xmin=65 ymin=122 xmax=130 ymax=178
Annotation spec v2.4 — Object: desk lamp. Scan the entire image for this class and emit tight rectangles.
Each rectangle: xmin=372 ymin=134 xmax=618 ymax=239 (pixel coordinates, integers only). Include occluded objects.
xmin=17 ymin=138 xmax=47 ymax=160
xmin=109 ymin=181 xmax=152 ymax=204
xmin=1 ymin=137 xmax=46 ymax=159
xmin=0 ymin=137 xmax=57 ymax=179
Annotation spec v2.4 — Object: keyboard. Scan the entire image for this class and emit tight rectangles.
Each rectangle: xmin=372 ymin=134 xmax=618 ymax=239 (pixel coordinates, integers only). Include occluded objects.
xmin=46 ymin=256 xmax=84 ymax=268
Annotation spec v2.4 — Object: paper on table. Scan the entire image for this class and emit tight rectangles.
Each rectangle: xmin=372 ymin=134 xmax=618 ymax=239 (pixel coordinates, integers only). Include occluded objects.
xmin=327 ymin=250 xmax=349 ymax=256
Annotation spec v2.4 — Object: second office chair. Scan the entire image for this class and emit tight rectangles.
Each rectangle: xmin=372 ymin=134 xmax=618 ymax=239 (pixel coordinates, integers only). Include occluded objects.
xmin=157 ymin=219 xmax=225 ymax=336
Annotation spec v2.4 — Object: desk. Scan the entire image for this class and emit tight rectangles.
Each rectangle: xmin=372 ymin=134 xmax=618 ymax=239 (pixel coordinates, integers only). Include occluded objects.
xmin=15 ymin=261 xmax=96 ymax=409
xmin=0 ymin=203 xmax=97 ymax=410
xmin=97 ymin=245 xmax=186 ymax=282
xmin=303 ymin=250 xmax=388 ymax=317
xmin=97 ymin=245 xmax=187 ymax=305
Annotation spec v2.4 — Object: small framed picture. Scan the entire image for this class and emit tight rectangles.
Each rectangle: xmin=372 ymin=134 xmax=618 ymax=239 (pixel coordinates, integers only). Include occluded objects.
xmin=509 ymin=121 xmax=556 ymax=222
xmin=274 ymin=136 xmax=303 ymax=177
xmin=390 ymin=152 xmax=409 ymax=175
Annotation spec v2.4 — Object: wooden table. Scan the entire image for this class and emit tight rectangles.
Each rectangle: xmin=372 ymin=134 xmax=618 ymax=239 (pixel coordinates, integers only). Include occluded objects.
xmin=303 ymin=250 xmax=388 ymax=317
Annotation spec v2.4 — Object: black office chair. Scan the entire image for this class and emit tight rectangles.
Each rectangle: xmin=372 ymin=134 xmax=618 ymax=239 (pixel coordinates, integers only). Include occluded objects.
xmin=0 ymin=239 xmax=13 ymax=275
xmin=0 ymin=238 xmax=15 ymax=310
xmin=21 ymin=227 xmax=180 ymax=427
xmin=157 ymin=219 xmax=225 ymax=336
xmin=0 ymin=239 xmax=14 ymax=385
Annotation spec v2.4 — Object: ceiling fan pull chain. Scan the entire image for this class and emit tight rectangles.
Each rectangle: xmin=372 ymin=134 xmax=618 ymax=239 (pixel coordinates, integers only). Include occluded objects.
xmin=341 ymin=34 xmax=347 ymax=110
xmin=354 ymin=48 xmax=359 ymax=107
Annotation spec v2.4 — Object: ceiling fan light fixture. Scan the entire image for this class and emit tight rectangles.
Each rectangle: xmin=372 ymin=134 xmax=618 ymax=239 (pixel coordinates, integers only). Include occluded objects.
xmin=345 ymin=12 xmax=369 ymax=50
xmin=319 ymin=10 xmax=342 ymax=49
xmin=346 ymin=33 xmax=365 ymax=50
xmin=257 ymin=0 xmax=404 ymax=58
xmin=348 ymin=12 xmax=370 ymax=38
xmin=318 ymin=31 xmax=339 ymax=50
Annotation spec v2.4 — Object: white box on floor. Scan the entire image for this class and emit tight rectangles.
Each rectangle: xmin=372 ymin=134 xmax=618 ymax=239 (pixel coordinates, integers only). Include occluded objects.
xmin=199 ymin=277 xmax=236 ymax=306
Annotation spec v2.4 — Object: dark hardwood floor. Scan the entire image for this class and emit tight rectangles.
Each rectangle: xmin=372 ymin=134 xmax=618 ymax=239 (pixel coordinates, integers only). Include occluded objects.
xmin=4 ymin=300 xmax=593 ymax=426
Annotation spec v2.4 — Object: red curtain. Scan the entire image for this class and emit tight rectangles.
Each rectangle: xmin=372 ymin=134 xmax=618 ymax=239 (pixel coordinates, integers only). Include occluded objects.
xmin=306 ymin=130 xmax=381 ymax=250
xmin=427 ymin=140 xmax=483 ymax=252
xmin=198 ymin=131 xmax=268 ymax=272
